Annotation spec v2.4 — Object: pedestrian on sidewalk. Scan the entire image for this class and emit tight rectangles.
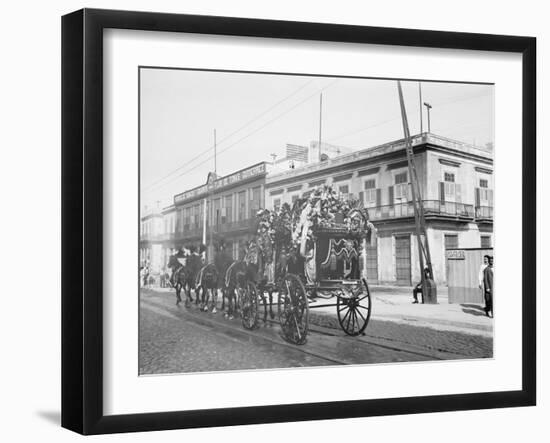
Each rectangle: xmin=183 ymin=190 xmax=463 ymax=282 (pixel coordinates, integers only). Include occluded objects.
xmin=478 ymin=255 xmax=489 ymax=301
xmin=483 ymin=256 xmax=494 ymax=317
xmin=412 ymin=267 xmax=432 ymax=304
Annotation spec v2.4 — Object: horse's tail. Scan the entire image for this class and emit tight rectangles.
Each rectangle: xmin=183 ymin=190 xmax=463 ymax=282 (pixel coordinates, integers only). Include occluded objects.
xmin=224 ymin=261 xmax=238 ymax=288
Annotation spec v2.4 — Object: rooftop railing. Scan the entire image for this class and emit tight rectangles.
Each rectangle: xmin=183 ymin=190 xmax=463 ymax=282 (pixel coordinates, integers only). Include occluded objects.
xmin=266 ymin=133 xmax=492 ymax=185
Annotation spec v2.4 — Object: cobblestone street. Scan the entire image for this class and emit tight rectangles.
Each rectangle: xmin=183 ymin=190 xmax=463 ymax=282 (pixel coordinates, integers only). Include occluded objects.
xmin=139 ymin=287 xmax=493 ymax=375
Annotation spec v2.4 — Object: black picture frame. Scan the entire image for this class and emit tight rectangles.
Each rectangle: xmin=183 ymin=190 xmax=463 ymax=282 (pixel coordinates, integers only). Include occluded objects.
xmin=61 ymin=8 xmax=536 ymax=435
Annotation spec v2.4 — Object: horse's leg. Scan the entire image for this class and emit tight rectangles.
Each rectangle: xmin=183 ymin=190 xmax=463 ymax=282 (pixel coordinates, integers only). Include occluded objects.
xmin=221 ymin=287 xmax=226 ymax=313
xmin=203 ymin=286 xmax=209 ymax=312
xmin=175 ymin=283 xmax=181 ymax=305
xmin=225 ymin=287 xmax=234 ymax=319
xmin=187 ymin=284 xmax=194 ymax=306
xmin=183 ymin=283 xmax=190 ymax=308
xmin=269 ymin=290 xmax=275 ymax=319
xmin=195 ymin=285 xmax=200 ymax=308
xmin=186 ymin=281 xmax=193 ymax=302
xmin=262 ymin=289 xmax=268 ymax=324
xmin=199 ymin=285 xmax=204 ymax=311
xmin=211 ymin=286 xmax=218 ymax=314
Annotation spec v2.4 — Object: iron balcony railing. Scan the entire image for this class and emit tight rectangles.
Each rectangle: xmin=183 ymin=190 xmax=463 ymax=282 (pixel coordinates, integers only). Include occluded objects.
xmin=475 ymin=206 xmax=493 ymax=220
xmin=140 ymin=218 xmax=258 ymax=243
xmin=368 ymin=200 xmax=475 ymax=221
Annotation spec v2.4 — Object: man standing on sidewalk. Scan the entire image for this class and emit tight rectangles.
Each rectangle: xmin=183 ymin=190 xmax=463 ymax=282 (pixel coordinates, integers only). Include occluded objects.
xmin=483 ymin=256 xmax=494 ymax=317
xmin=478 ymin=255 xmax=489 ymax=302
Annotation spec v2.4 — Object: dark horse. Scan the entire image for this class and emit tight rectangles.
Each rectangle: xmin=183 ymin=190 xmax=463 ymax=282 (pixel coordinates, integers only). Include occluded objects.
xmin=183 ymin=252 xmax=203 ymax=307
xmin=222 ymin=260 xmax=248 ymax=319
xmin=167 ymin=254 xmax=188 ymax=305
xmin=213 ymin=245 xmax=233 ymax=315
xmin=195 ymin=263 xmax=220 ymax=312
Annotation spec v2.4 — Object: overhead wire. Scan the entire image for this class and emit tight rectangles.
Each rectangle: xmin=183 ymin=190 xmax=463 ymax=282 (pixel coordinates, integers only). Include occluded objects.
xmin=145 ymin=79 xmax=339 ymax=193
xmin=325 ymin=90 xmax=492 ymax=143
xmin=142 ymin=78 xmax=317 ymax=191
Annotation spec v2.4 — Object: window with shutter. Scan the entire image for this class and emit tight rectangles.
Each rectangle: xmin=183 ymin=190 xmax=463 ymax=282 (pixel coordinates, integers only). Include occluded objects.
xmin=439 ymin=182 xmax=445 ymax=204
xmin=443 ymin=171 xmax=458 ymax=202
xmin=444 ymin=234 xmax=459 ymax=249
xmin=363 ymin=178 xmax=377 ymax=206
xmin=394 ymin=172 xmax=408 ymax=202
xmin=388 ymin=186 xmax=394 ymax=206
xmin=224 ymin=195 xmax=232 ymax=223
xmin=455 ymin=183 xmax=462 ymax=203
xmin=480 ymin=235 xmax=492 ymax=248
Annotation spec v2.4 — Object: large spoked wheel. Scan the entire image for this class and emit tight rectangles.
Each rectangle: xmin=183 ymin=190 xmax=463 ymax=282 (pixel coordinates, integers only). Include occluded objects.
xmin=278 ymin=274 xmax=309 ymax=345
xmin=337 ymin=279 xmax=372 ymax=336
xmin=241 ymin=281 xmax=260 ymax=330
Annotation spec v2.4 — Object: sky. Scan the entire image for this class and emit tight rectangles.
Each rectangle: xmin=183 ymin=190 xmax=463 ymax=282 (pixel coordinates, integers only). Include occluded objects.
xmin=140 ymin=68 xmax=494 ymax=210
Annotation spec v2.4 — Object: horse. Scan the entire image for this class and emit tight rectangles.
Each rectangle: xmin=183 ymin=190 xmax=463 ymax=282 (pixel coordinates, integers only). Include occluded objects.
xmin=195 ymin=263 xmax=220 ymax=312
xmin=183 ymin=252 xmax=203 ymax=307
xmin=222 ymin=260 xmax=248 ymax=319
xmin=213 ymin=246 xmax=233 ymax=314
xmin=167 ymin=254 xmax=189 ymax=305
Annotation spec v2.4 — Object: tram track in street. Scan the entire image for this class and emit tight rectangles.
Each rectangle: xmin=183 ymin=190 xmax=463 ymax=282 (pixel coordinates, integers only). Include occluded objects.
xmin=141 ymin=298 xmax=352 ymax=366
xmin=141 ymin=292 xmax=437 ymax=367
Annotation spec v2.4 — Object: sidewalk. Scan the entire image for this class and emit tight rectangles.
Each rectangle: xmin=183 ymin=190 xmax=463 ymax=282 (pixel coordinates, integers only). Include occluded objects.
xmin=146 ymin=284 xmax=493 ymax=337
xmin=310 ymin=284 xmax=493 ymax=337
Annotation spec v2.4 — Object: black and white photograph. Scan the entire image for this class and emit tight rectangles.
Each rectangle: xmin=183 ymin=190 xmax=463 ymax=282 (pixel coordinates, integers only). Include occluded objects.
xmin=1 ymin=0 xmax=544 ymax=440
xmin=138 ymin=68 xmax=495 ymax=375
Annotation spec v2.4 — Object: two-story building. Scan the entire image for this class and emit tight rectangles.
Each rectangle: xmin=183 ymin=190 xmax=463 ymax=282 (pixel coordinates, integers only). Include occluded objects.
xmin=139 ymin=162 xmax=270 ymax=276
xmin=264 ymin=133 xmax=493 ymax=285
xmin=139 ymin=205 xmax=164 ymax=273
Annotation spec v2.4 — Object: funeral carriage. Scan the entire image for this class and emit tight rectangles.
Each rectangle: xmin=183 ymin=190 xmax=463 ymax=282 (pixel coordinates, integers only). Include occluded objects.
xmin=239 ymin=186 xmax=375 ymax=345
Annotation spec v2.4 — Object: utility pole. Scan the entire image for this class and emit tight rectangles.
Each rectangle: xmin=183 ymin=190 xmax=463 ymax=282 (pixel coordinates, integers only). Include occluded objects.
xmin=424 ymin=102 xmax=432 ymax=133
xmin=214 ymin=129 xmax=217 ymax=174
xmin=397 ymin=81 xmax=437 ymax=303
xmin=419 ymin=82 xmax=423 ymax=134
xmin=318 ymin=93 xmax=323 ymax=162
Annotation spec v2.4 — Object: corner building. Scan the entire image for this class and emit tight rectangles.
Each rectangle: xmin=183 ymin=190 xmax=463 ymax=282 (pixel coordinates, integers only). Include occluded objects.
xmin=264 ymin=133 xmax=493 ymax=286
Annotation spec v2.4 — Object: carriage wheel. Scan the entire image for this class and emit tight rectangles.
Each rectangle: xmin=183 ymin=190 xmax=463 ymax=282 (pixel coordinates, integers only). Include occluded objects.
xmin=337 ymin=279 xmax=372 ymax=336
xmin=278 ymin=274 xmax=309 ymax=345
xmin=241 ymin=281 xmax=260 ymax=330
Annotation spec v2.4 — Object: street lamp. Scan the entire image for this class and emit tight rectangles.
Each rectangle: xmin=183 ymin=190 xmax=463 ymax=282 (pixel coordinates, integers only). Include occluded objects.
xmin=423 ymin=102 xmax=432 ymax=133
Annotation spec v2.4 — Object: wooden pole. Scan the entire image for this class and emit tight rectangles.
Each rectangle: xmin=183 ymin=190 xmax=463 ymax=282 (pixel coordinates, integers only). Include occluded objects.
xmin=397 ymin=81 xmax=436 ymax=303
xmin=419 ymin=82 xmax=423 ymax=134
xmin=318 ymin=93 xmax=323 ymax=161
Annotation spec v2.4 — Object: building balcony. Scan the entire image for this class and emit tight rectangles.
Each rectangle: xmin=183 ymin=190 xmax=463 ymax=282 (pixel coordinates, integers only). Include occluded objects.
xmin=140 ymin=218 xmax=258 ymax=244
xmin=475 ymin=206 xmax=493 ymax=222
xmin=212 ymin=218 xmax=257 ymax=234
xmin=368 ymin=200 xmax=475 ymax=222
